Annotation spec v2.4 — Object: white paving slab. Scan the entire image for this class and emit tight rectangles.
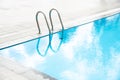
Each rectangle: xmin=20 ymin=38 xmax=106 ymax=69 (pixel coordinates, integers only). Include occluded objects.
xmin=0 ymin=66 xmax=29 ymax=80
xmin=0 ymin=56 xmax=56 ymax=80
xmin=0 ymin=0 xmax=120 ymax=49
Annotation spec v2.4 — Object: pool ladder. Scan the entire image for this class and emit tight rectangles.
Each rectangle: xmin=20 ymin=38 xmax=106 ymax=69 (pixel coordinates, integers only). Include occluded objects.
xmin=36 ymin=8 xmax=64 ymax=56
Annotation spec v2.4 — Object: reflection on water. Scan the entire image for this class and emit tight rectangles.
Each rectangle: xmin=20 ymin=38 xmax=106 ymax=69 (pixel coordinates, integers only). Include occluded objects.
xmin=0 ymin=13 xmax=120 ymax=80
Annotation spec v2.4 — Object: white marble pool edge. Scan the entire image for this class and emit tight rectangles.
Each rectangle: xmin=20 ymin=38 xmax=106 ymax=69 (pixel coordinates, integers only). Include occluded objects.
xmin=0 ymin=7 xmax=120 ymax=50
xmin=0 ymin=56 xmax=57 ymax=80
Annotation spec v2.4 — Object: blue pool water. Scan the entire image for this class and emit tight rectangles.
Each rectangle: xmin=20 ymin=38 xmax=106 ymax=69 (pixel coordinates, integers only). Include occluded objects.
xmin=0 ymin=13 xmax=120 ymax=80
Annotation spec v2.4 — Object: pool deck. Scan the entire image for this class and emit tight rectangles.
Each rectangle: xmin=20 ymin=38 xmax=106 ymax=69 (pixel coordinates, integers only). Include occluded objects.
xmin=0 ymin=56 xmax=56 ymax=80
xmin=0 ymin=0 xmax=120 ymax=50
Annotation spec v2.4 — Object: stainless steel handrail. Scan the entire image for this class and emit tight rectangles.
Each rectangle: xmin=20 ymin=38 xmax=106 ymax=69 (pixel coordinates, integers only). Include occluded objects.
xmin=36 ymin=9 xmax=65 ymax=56
xmin=36 ymin=11 xmax=51 ymax=56
xmin=36 ymin=11 xmax=51 ymax=34
xmin=49 ymin=8 xmax=64 ymax=35
xmin=49 ymin=8 xmax=64 ymax=52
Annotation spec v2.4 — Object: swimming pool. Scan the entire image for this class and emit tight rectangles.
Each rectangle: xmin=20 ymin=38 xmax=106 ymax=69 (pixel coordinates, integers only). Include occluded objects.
xmin=0 ymin=13 xmax=120 ymax=80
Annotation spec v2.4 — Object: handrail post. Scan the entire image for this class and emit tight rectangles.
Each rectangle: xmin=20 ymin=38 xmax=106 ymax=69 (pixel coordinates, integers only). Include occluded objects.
xmin=49 ymin=8 xmax=64 ymax=33
xmin=36 ymin=11 xmax=51 ymax=34
xmin=49 ymin=8 xmax=64 ymax=52
xmin=35 ymin=11 xmax=51 ymax=56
